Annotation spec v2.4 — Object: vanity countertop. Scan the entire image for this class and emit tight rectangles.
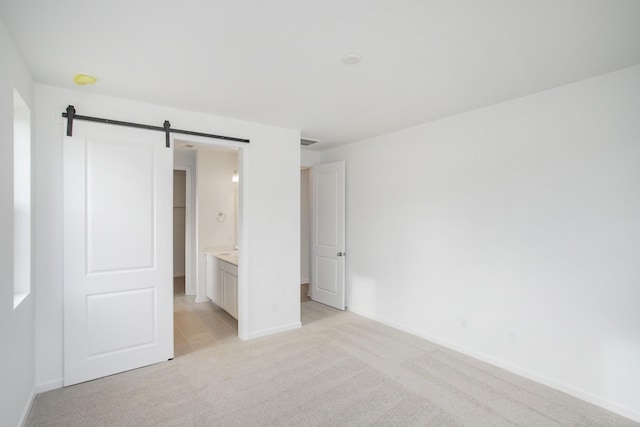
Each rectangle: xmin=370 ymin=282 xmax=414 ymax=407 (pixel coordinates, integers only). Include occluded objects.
xmin=205 ymin=250 xmax=238 ymax=266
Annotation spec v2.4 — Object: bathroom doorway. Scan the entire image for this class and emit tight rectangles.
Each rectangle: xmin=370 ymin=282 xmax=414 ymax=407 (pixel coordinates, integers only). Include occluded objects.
xmin=173 ymin=169 xmax=187 ymax=296
xmin=173 ymin=138 xmax=245 ymax=341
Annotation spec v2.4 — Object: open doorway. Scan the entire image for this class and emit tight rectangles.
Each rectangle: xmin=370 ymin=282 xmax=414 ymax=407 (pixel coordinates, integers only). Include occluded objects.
xmin=300 ymin=167 xmax=311 ymax=303
xmin=173 ymin=169 xmax=187 ymax=296
xmin=173 ymin=139 xmax=244 ymax=356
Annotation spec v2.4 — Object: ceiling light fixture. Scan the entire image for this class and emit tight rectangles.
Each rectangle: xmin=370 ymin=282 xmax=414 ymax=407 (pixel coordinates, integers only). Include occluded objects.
xmin=342 ymin=54 xmax=362 ymax=65
xmin=73 ymin=73 xmax=97 ymax=85
xmin=232 ymin=170 xmax=239 ymax=183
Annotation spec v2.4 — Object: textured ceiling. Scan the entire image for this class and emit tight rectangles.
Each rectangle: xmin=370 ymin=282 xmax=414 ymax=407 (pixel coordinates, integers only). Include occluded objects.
xmin=2 ymin=0 xmax=640 ymax=150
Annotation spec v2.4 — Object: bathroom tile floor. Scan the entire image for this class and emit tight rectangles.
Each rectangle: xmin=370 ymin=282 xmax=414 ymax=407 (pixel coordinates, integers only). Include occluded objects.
xmin=173 ymin=278 xmax=312 ymax=358
xmin=173 ymin=277 xmax=239 ymax=358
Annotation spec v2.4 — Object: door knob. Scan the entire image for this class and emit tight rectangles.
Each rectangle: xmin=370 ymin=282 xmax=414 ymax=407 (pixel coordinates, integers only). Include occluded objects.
xmin=337 ymin=252 xmax=344 ymax=256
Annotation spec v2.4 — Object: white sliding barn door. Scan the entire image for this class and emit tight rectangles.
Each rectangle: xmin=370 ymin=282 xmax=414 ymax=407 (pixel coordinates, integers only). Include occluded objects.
xmin=63 ymin=121 xmax=173 ymax=386
xmin=310 ymin=161 xmax=346 ymax=310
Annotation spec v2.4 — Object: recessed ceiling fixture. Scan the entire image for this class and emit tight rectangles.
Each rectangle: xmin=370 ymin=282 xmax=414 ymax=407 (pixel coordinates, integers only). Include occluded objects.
xmin=73 ymin=73 xmax=97 ymax=85
xmin=342 ymin=54 xmax=362 ymax=65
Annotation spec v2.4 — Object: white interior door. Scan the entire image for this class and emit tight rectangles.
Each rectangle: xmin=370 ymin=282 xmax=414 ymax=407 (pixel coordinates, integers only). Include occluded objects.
xmin=310 ymin=161 xmax=346 ymax=310
xmin=63 ymin=120 xmax=173 ymax=386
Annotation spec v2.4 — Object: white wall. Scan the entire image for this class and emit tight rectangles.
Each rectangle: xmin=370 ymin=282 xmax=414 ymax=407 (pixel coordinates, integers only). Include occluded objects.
xmin=323 ymin=65 xmax=640 ymax=422
xmin=301 ymin=148 xmax=323 ymax=168
xmin=196 ymin=148 xmax=237 ymax=301
xmin=244 ymin=125 xmax=302 ymax=339
xmin=34 ymin=85 xmax=301 ymax=388
xmin=0 ymin=17 xmax=36 ymax=427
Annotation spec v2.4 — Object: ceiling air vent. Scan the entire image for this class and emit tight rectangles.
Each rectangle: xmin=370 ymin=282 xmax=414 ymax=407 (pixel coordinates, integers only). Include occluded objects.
xmin=301 ymin=138 xmax=319 ymax=146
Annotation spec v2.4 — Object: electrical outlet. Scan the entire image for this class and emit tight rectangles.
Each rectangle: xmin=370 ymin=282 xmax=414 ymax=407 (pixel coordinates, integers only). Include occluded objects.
xmin=508 ymin=330 xmax=518 ymax=344
xmin=460 ymin=317 xmax=467 ymax=328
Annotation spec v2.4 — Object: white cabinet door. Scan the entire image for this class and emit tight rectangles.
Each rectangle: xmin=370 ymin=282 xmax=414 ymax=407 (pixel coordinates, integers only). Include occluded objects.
xmin=222 ymin=263 xmax=238 ymax=319
xmin=205 ymin=255 xmax=224 ymax=306
xmin=63 ymin=121 xmax=173 ymax=386
xmin=215 ymin=264 xmax=224 ymax=306
xmin=310 ymin=161 xmax=346 ymax=310
xmin=205 ymin=255 xmax=215 ymax=301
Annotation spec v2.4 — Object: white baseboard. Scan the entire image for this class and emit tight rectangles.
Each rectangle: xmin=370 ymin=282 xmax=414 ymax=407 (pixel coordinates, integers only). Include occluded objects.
xmin=300 ymin=279 xmax=309 ymax=285
xmin=17 ymin=380 xmax=62 ymax=425
xmin=36 ymin=378 xmax=63 ymax=394
xmin=245 ymin=321 xmax=302 ymax=340
xmin=194 ymin=296 xmax=210 ymax=303
xmin=19 ymin=385 xmax=36 ymax=427
xmin=347 ymin=305 xmax=640 ymax=424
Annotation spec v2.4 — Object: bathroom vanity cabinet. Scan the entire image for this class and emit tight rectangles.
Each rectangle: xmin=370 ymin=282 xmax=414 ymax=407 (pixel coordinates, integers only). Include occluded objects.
xmin=222 ymin=263 xmax=238 ymax=318
xmin=205 ymin=252 xmax=238 ymax=319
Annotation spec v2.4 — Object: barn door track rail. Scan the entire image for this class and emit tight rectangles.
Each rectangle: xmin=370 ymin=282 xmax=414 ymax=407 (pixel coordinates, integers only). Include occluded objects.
xmin=62 ymin=105 xmax=250 ymax=148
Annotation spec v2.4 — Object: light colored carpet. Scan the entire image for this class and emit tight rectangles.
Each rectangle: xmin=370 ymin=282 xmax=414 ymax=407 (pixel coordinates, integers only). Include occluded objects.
xmin=26 ymin=300 xmax=637 ymax=426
